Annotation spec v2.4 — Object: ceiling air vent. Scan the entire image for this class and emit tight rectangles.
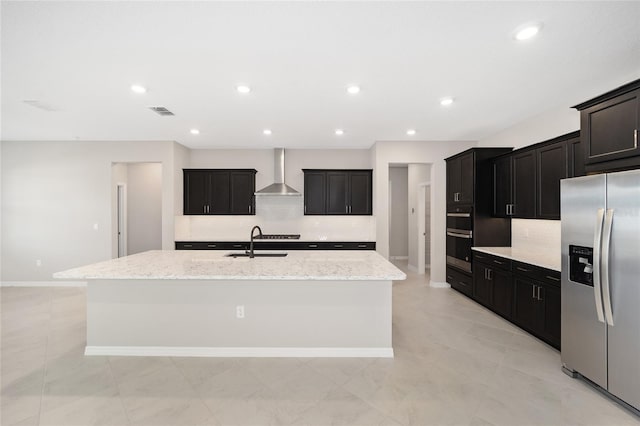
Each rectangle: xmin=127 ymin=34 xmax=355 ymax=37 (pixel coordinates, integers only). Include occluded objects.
xmin=148 ymin=106 xmax=175 ymax=116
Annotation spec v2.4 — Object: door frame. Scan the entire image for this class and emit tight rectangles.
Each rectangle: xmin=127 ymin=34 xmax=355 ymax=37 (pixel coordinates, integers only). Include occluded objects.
xmin=116 ymin=183 xmax=127 ymax=258
xmin=417 ymin=182 xmax=431 ymax=274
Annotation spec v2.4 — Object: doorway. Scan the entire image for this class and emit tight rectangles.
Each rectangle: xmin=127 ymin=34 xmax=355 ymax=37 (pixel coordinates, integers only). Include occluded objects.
xmin=112 ymin=162 xmax=163 ymax=258
xmin=388 ymin=163 xmax=431 ymax=273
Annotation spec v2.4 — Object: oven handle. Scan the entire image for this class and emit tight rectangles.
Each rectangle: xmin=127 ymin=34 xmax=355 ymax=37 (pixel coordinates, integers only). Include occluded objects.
xmin=446 ymin=212 xmax=471 ymax=218
xmin=447 ymin=231 xmax=472 ymax=239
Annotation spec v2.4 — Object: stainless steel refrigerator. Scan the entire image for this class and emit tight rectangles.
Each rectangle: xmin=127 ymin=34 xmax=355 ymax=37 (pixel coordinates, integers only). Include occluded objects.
xmin=561 ymin=169 xmax=640 ymax=412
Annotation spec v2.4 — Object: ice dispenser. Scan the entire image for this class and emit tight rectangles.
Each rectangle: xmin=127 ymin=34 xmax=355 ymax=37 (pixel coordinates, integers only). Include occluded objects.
xmin=569 ymin=245 xmax=594 ymax=286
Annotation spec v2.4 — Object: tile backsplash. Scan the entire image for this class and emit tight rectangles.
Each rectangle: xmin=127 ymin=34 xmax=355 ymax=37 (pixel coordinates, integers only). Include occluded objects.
xmin=175 ymin=196 xmax=376 ymax=241
xmin=512 ymin=219 xmax=560 ymax=253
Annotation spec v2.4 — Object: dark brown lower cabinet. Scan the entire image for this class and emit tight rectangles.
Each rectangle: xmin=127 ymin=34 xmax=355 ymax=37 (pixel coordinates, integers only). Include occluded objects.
xmin=473 ymin=261 xmax=512 ymax=318
xmin=471 ymin=252 xmax=561 ymax=350
xmin=446 ymin=267 xmax=473 ymax=297
xmin=513 ymin=274 xmax=561 ymax=349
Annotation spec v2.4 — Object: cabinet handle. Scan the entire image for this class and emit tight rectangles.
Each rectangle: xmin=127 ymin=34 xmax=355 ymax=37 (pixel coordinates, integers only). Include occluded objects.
xmin=248 ymin=205 xmax=251 ymax=214
xmin=207 ymin=244 xmax=217 ymax=248
xmin=516 ymin=267 xmax=530 ymax=272
xmin=345 ymin=206 xmax=348 ymax=213
xmin=183 ymin=244 xmax=193 ymax=248
xmin=233 ymin=244 xmax=243 ymax=248
xmin=532 ymin=284 xmax=537 ymax=299
xmin=447 ymin=275 xmax=454 ymax=280
xmin=635 ymin=129 xmax=638 ymax=147
xmin=358 ymin=244 xmax=367 ymax=248
xmin=304 ymin=205 xmax=307 ymax=214
xmin=545 ymin=275 xmax=560 ymax=282
xmin=203 ymin=205 xmax=206 ymax=213
xmin=537 ymin=286 xmax=543 ymax=301
xmin=334 ymin=244 xmax=344 ymax=248
xmin=308 ymin=244 xmax=318 ymax=248
xmin=493 ymin=260 xmax=504 ymax=265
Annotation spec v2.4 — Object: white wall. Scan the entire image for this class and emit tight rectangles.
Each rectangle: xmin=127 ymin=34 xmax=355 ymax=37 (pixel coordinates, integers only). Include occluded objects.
xmin=477 ymin=105 xmax=579 ymax=149
xmin=407 ymin=164 xmax=430 ymax=271
xmin=127 ymin=163 xmax=162 ymax=255
xmin=424 ymin=184 xmax=431 ymax=267
xmin=372 ymin=140 xmax=477 ymax=285
xmin=388 ymin=166 xmax=408 ymax=258
xmin=1 ymin=140 xmax=180 ymax=282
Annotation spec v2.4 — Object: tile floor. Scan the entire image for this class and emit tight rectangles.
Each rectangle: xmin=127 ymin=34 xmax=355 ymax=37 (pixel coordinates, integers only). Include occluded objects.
xmin=2 ymin=262 xmax=639 ymax=425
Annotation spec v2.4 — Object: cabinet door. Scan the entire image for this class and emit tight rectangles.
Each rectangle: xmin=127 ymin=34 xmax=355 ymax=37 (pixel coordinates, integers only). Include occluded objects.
xmin=492 ymin=268 xmax=513 ymax=319
xmin=538 ymin=284 xmax=561 ymax=349
xmin=230 ymin=171 xmax=255 ymax=215
xmin=473 ymin=264 xmax=492 ymax=307
xmin=209 ymin=172 xmax=230 ymax=214
xmin=326 ymin=171 xmax=349 ymax=214
xmin=458 ymin=153 xmax=474 ymax=204
xmin=493 ymin=156 xmax=512 ymax=217
xmin=568 ymin=136 xmax=585 ymax=178
xmin=582 ymin=89 xmax=640 ymax=165
xmin=537 ymin=142 xmax=567 ymax=220
xmin=512 ymin=150 xmax=536 ymax=218
xmin=513 ymin=276 xmax=538 ymax=332
xmin=184 ymin=170 xmax=210 ymax=215
xmin=348 ymin=171 xmax=372 ymax=215
xmin=447 ymin=157 xmax=461 ymax=205
xmin=304 ymin=171 xmax=326 ymax=214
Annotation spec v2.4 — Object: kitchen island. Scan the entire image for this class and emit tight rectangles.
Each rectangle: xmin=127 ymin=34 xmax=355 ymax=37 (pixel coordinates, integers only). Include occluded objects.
xmin=54 ymin=250 xmax=405 ymax=358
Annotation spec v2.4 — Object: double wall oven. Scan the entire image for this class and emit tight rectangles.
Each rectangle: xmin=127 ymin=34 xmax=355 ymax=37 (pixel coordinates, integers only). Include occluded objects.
xmin=446 ymin=207 xmax=473 ymax=273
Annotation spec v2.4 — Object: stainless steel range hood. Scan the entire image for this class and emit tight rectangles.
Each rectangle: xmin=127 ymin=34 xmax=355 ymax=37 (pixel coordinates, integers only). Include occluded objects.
xmin=255 ymin=148 xmax=301 ymax=196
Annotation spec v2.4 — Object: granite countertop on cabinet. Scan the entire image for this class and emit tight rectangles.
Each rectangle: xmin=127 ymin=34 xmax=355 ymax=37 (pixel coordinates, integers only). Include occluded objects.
xmin=54 ymin=250 xmax=406 ymax=281
xmin=472 ymin=246 xmax=561 ymax=272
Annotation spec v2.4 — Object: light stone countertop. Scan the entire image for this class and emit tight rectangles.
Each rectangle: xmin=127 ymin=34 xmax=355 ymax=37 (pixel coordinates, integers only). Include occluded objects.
xmin=472 ymin=246 xmax=561 ymax=272
xmin=54 ymin=250 xmax=407 ymax=281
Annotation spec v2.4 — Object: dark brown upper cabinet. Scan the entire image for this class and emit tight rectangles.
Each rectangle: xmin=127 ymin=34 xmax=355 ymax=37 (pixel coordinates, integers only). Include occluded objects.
xmin=303 ymin=169 xmax=372 ymax=215
xmin=447 ymin=152 xmax=474 ymax=205
xmin=512 ymin=149 xmax=536 ymax=219
xmin=183 ymin=169 xmax=256 ymax=215
xmin=574 ymin=79 xmax=640 ymax=173
xmin=536 ymin=141 xmax=568 ymax=220
xmin=492 ymin=131 xmax=580 ymax=220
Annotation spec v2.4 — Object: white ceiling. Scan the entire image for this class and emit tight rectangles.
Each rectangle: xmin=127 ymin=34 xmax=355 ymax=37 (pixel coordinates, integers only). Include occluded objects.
xmin=2 ymin=1 xmax=639 ymax=149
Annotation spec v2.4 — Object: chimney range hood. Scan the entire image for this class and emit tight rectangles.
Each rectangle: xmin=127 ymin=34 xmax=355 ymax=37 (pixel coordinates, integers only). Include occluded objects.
xmin=254 ymin=148 xmax=301 ymax=196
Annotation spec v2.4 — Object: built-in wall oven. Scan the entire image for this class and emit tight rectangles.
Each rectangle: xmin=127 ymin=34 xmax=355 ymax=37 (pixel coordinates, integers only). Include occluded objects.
xmin=446 ymin=207 xmax=473 ymax=273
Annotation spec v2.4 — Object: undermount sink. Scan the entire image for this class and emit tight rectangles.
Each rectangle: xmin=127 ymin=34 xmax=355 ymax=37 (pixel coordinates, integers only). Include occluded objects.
xmin=225 ymin=252 xmax=288 ymax=258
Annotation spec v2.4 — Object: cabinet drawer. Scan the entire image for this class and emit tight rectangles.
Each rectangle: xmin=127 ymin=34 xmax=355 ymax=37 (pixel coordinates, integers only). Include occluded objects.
xmin=447 ymin=267 xmax=473 ymax=297
xmin=176 ymin=242 xmax=247 ymax=250
xmin=175 ymin=241 xmax=376 ymax=251
xmin=473 ymin=252 xmax=512 ymax=271
xmin=513 ymin=261 xmax=560 ymax=287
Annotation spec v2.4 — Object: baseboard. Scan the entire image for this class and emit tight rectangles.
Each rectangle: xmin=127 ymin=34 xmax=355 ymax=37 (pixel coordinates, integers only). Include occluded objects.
xmin=0 ymin=281 xmax=87 ymax=287
xmin=390 ymin=256 xmax=408 ymax=260
xmin=84 ymin=345 xmax=394 ymax=358
xmin=429 ymin=280 xmax=451 ymax=289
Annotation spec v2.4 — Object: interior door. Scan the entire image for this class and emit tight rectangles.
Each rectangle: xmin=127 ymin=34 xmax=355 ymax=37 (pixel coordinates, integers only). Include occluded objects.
xmin=605 ymin=170 xmax=640 ymax=409
xmin=560 ymin=175 xmax=607 ymax=388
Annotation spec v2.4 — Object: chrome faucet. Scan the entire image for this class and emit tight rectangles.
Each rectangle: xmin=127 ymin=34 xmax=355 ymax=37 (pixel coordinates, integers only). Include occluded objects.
xmin=248 ymin=225 xmax=262 ymax=258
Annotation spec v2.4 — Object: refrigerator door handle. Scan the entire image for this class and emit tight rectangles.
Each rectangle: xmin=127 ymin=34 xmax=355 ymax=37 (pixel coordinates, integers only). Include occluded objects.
xmin=602 ymin=208 xmax=615 ymax=327
xmin=593 ymin=208 xmax=606 ymax=323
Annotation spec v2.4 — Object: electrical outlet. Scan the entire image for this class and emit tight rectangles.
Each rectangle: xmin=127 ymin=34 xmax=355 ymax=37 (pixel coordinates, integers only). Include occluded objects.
xmin=36 ymin=259 xmax=42 ymax=267
xmin=236 ymin=305 xmax=245 ymax=319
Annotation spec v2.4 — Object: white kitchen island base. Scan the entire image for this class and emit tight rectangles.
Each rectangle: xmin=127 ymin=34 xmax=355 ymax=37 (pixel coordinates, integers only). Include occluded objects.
xmin=85 ymin=278 xmax=393 ymax=357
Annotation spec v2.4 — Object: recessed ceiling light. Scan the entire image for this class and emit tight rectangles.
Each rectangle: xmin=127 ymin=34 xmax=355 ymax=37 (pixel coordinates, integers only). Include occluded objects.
xmin=335 ymin=129 xmax=345 ymax=136
xmin=514 ymin=23 xmax=542 ymax=41
xmin=406 ymin=129 xmax=416 ymax=136
xmin=440 ymin=97 xmax=454 ymax=106
xmin=190 ymin=129 xmax=200 ymax=135
xmin=236 ymin=85 xmax=251 ymax=94
xmin=131 ymin=84 xmax=147 ymax=94
xmin=347 ymin=85 xmax=361 ymax=94
xmin=263 ymin=129 xmax=272 ymax=135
